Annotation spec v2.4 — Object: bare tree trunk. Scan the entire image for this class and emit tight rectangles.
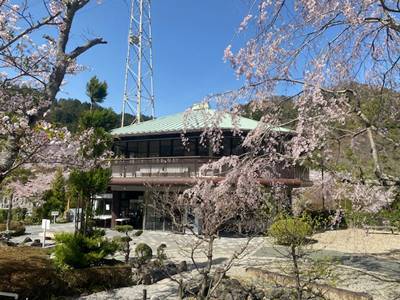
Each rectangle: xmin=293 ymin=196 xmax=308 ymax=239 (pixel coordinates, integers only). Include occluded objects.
xmin=64 ymin=194 xmax=71 ymax=219
xmin=5 ymin=194 xmax=12 ymax=237
xmin=291 ymin=245 xmax=302 ymax=300
xmin=124 ymin=232 xmax=131 ymax=264
xmin=198 ymin=236 xmax=214 ymax=300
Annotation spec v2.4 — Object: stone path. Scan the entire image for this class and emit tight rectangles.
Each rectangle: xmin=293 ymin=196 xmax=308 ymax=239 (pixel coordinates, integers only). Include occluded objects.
xmin=80 ymin=279 xmax=179 ymax=300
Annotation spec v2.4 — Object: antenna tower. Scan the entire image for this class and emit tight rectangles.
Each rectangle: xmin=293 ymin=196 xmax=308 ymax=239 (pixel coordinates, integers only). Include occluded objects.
xmin=121 ymin=0 xmax=155 ymax=127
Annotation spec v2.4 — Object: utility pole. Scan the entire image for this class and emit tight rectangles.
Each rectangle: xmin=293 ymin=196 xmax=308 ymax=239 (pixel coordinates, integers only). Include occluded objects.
xmin=121 ymin=0 xmax=155 ymax=127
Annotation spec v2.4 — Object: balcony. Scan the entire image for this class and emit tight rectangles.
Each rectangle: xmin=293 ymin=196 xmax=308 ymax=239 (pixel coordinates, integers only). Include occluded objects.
xmin=110 ymin=156 xmax=310 ymax=187
xmin=111 ymin=156 xmax=218 ymax=178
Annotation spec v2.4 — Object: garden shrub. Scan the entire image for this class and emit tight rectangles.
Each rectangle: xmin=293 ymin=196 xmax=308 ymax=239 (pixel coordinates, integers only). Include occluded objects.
xmin=300 ymin=209 xmax=347 ymax=231
xmin=60 ymin=265 xmax=132 ymax=293
xmin=0 ymin=221 xmax=26 ymax=236
xmin=134 ymin=229 xmax=143 ymax=237
xmin=0 ymin=208 xmax=28 ymax=223
xmin=135 ymin=243 xmax=153 ymax=264
xmin=53 ymin=232 xmax=118 ymax=269
xmin=0 ymin=246 xmax=132 ymax=299
xmin=13 ymin=207 xmax=28 ymax=221
xmin=88 ymin=228 xmax=106 ymax=238
xmin=156 ymin=243 xmax=167 ymax=265
xmin=269 ymin=217 xmax=312 ymax=246
xmin=115 ymin=224 xmax=133 ymax=233
xmin=0 ymin=209 xmax=7 ymax=223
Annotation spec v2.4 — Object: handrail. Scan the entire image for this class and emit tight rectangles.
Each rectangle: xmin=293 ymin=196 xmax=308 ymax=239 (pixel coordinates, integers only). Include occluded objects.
xmin=110 ymin=156 xmax=217 ymax=162
xmin=110 ymin=156 xmax=309 ymax=181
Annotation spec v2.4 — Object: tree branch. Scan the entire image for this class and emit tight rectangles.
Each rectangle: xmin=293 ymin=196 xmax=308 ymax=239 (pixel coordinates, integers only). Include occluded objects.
xmin=0 ymin=13 xmax=61 ymax=52
xmin=68 ymin=38 xmax=107 ymax=59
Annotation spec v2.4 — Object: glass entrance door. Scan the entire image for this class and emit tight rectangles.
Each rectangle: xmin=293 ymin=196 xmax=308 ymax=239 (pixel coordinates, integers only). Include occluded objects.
xmin=129 ymin=198 xmax=143 ymax=229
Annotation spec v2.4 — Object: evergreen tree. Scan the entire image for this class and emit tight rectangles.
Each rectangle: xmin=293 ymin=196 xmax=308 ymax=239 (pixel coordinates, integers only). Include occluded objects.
xmin=42 ymin=168 xmax=67 ymax=218
xmin=86 ymin=76 xmax=108 ymax=110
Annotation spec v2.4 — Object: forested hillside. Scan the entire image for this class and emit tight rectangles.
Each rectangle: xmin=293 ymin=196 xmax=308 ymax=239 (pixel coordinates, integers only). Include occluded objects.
xmin=46 ymin=98 xmax=136 ymax=133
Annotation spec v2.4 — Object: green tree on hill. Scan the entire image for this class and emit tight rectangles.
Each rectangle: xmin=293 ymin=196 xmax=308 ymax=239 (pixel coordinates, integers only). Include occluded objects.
xmin=86 ymin=76 xmax=108 ymax=110
xmin=79 ymin=108 xmax=119 ymax=132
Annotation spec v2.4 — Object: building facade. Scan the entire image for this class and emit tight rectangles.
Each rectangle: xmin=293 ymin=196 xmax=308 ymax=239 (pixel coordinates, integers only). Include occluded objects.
xmin=105 ymin=105 xmax=310 ymax=230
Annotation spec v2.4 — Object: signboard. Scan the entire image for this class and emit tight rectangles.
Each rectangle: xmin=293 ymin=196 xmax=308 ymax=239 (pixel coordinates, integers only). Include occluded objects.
xmin=41 ymin=219 xmax=50 ymax=248
xmin=51 ymin=211 xmax=59 ymax=217
xmin=41 ymin=219 xmax=50 ymax=230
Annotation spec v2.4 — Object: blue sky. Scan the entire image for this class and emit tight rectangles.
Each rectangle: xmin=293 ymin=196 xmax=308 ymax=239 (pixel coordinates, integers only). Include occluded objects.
xmin=59 ymin=0 xmax=251 ymax=116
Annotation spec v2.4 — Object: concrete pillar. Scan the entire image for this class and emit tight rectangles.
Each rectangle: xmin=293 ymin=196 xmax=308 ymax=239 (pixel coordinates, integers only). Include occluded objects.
xmin=111 ymin=191 xmax=120 ymax=228
xmin=142 ymin=190 xmax=148 ymax=230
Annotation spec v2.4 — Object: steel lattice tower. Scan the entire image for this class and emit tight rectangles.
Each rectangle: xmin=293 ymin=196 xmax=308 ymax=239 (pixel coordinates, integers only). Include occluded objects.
xmin=121 ymin=0 xmax=155 ymax=127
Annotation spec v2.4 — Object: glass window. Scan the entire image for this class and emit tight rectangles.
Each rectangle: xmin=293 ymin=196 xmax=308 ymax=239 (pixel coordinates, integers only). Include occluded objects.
xmin=172 ymin=139 xmax=185 ymax=156
xmin=223 ymin=137 xmax=231 ymax=156
xmin=160 ymin=140 xmax=172 ymax=156
xmin=148 ymin=140 xmax=159 ymax=157
xmin=231 ymin=137 xmax=243 ymax=155
xmin=113 ymin=141 xmax=127 ymax=157
xmin=184 ymin=138 xmax=197 ymax=156
xmin=198 ymin=139 xmax=209 ymax=156
xmin=137 ymin=141 xmax=148 ymax=157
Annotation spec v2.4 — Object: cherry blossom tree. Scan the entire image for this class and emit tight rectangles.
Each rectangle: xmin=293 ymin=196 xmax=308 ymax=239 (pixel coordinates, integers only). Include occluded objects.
xmin=0 ymin=1 xmax=109 ymax=229
xmin=192 ymin=0 xmax=400 ymax=216
xmin=0 ymin=0 xmax=107 ymax=181
xmin=150 ymin=178 xmax=266 ymax=300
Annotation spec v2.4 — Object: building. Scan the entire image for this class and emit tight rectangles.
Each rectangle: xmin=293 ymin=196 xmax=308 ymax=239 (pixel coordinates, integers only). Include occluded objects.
xmin=104 ymin=105 xmax=310 ymax=230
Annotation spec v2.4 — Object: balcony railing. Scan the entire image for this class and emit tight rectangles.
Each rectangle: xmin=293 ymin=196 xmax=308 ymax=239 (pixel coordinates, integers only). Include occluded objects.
xmin=111 ymin=156 xmax=310 ymax=182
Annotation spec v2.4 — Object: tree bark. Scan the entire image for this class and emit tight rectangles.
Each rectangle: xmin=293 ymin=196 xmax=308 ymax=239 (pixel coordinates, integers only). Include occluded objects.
xmin=291 ymin=245 xmax=302 ymax=300
xmin=5 ymin=194 xmax=13 ymax=240
xmin=198 ymin=236 xmax=214 ymax=300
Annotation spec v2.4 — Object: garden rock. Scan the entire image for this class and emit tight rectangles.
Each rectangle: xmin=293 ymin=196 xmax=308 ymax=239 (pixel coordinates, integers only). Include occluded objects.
xmin=31 ymin=239 xmax=42 ymax=247
xmin=211 ymin=278 xmax=266 ymax=300
xmin=177 ymin=260 xmax=188 ymax=272
xmin=22 ymin=237 xmax=32 ymax=243
xmin=131 ymin=260 xmax=186 ymax=285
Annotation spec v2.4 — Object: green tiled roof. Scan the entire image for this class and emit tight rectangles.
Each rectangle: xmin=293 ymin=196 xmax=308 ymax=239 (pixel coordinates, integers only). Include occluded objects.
xmin=111 ymin=109 xmax=290 ymax=137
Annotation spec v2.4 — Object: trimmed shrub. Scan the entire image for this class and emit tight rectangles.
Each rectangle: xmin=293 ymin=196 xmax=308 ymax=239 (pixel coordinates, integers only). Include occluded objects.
xmin=134 ymin=229 xmax=143 ymax=237
xmin=0 ymin=221 xmax=26 ymax=236
xmin=53 ymin=233 xmax=118 ymax=269
xmin=115 ymin=224 xmax=133 ymax=233
xmin=269 ymin=217 xmax=312 ymax=246
xmin=156 ymin=243 xmax=167 ymax=265
xmin=60 ymin=265 xmax=132 ymax=293
xmin=135 ymin=243 xmax=153 ymax=264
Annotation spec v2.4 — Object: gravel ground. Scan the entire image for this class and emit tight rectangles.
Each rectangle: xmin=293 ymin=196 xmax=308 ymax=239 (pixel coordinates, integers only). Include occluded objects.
xmin=13 ymin=224 xmax=399 ymax=299
xmin=229 ymin=259 xmax=400 ymax=300
xmin=311 ymin=228 xmax=400 ymax=254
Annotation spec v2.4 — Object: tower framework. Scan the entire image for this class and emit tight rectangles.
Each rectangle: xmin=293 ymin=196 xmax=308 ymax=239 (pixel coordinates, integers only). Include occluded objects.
xmin=121 ymin=0 xmax=155 ymax=127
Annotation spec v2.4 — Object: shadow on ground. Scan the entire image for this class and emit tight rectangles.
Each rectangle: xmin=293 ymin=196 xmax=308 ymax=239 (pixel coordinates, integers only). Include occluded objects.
xmin=253 ymin=246 xmax=400 ymax=279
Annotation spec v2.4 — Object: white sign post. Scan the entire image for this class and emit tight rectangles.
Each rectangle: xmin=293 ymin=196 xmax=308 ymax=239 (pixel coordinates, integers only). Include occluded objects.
xmin=51 ymin=211 xmax=59 ymax=224
xmin=41 ymin=219 xmax=50 ymax=248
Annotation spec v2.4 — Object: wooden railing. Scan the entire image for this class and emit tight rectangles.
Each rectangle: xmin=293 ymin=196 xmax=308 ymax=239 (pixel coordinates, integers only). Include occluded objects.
xmin=110 ymin=156 xmax=310 ymax=182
